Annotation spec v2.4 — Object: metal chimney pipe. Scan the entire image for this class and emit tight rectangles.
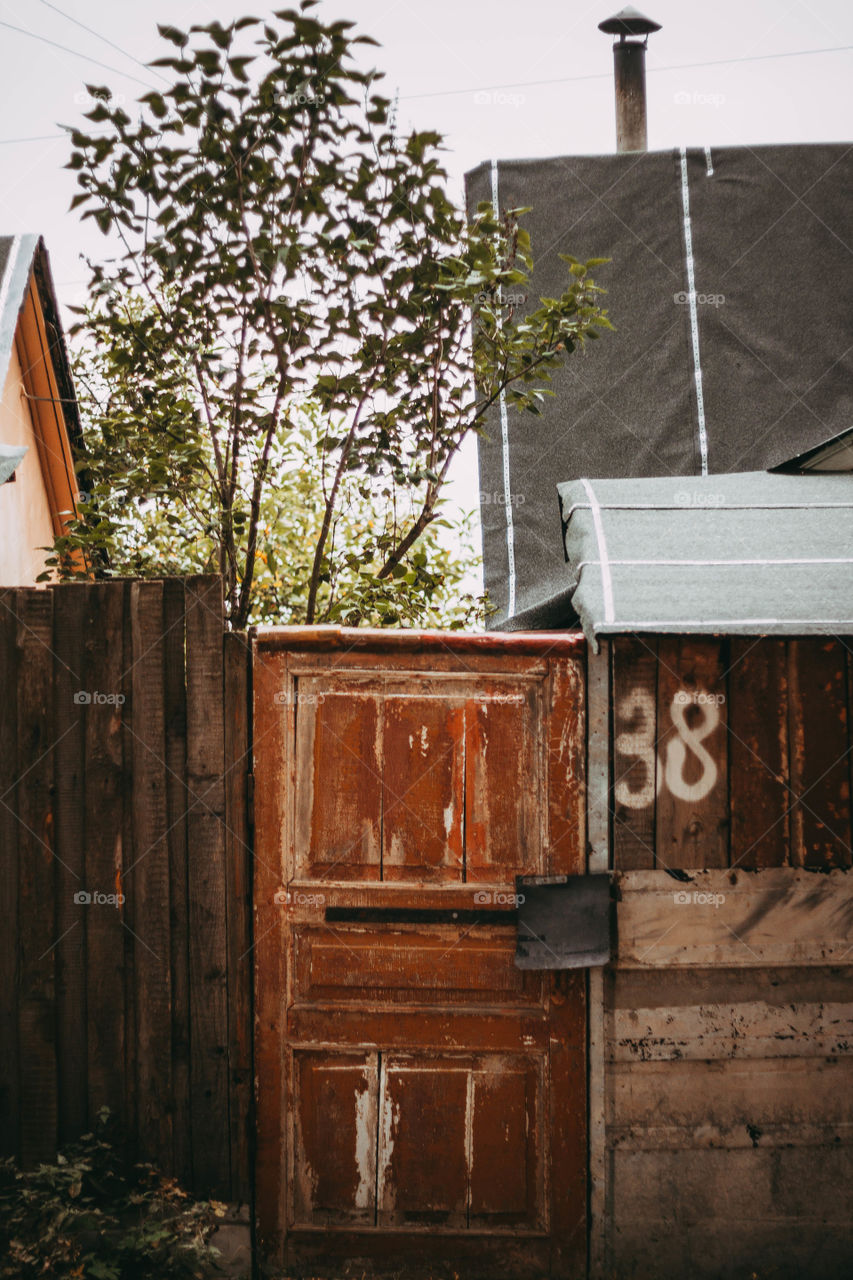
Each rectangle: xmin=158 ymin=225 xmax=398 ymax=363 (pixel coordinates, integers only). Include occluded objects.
xmin=598 ymin=7 xmax=662 ymax=153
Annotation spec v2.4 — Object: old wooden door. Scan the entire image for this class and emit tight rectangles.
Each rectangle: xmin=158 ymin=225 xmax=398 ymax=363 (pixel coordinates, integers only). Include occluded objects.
xmin=253 ymin=629 xmax=587 ymax=1278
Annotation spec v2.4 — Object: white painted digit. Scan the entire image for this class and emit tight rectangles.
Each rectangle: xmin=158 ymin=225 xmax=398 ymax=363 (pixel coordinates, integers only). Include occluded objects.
xmin=614 ymin=688 xmax=657 ymax=810
xmin=664 ymin=692 xmax=719 ymax=802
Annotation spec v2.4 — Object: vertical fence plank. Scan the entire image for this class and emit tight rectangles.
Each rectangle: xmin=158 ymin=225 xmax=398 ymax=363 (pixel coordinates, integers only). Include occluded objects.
xmin=164 ymin=577 xmax=191 ymax=1185
xmin=611 ymin=638 xmax=658 ymax=870
xmin=728 ymin=638 xmax=790 ymax=869
xmin=252 ymin=642 xmax=288 ymax=1258
xmin=655 ymin=637 xmax=729 ymax=870
xmin=0 ymin=590 xmax=20 ymax=1157
xmin=130 ymin=581 xmax=174 ymax=1171
xmin=53 ymin=585 xmax=88 ymax=1142
xmin=84 ymin=582 xmax=126 ymax=1128
xmin=185 ymin=575 xmax=230 ymax=1195
xmin=120 ymin=581 xmax=137 ymax=1149
xmin=548 ymin=651 xmax=587 ymax=876
xmin=225 ymin=630 xmax=253 ymax=1202
xmin=787 ymin=639 xmax=852 ymax=869
xmin=16 ymin=588 xmax=57 ymax=1165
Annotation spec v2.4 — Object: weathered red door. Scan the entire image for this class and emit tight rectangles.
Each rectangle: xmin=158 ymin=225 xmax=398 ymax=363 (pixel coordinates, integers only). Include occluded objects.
xmin=253 ymin=629 xmax=587 ymax=1278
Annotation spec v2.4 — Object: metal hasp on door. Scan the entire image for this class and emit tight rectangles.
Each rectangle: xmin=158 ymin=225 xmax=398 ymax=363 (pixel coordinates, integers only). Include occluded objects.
xmin=253 ymin=628 xmax=588 ymax=1279
xmin=515 ymin=876 xmax=612 ymax=970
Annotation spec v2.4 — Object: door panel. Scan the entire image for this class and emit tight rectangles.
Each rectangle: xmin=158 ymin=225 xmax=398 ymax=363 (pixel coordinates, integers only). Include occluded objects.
xmin=292 ymin=1051 xmax=377 ymax=1226
xmin=377 ymin=1057 xmax=470 ymax=1228
xmin=382 ymin=695 xmax=465 ymax=881
xmin=254 ymin=633 xmax=587 ymax=1278
xmin=293 ymin=925 xmax=542 ymax=1006
xmin=294 ymin=687 xmax=382 ymax=881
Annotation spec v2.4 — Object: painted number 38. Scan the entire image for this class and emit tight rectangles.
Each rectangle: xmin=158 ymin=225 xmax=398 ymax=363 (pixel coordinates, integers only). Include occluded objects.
xmin=615 ymin=688 xmax=722 ymax=809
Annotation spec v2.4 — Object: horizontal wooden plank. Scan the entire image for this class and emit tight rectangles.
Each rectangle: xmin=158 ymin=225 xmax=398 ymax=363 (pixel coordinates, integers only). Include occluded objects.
xmin=607 ymin=1057 xmax=853 ymax=1147
xmin=609 ymin=1120 xmax=853 ymax=1151
xmin=607 ymin=964 xmax=853 ymax=1010
xmin=615 ymin=868 xmax=853 ymax=967
xmin=293 ymin=927 xmax=541 ymax=1006
xmin=270 ymin=884 xmax=531 ymax=915
xmin=286 ymin=1009 xmax=551 ymax=1052
xmin=609 ymin=999 xmax=853 ymax=1061
xmin=610 ymin=1146 xmax=853 ymax=1225
xmin=254 ymin=626 xmax=584 ymax=659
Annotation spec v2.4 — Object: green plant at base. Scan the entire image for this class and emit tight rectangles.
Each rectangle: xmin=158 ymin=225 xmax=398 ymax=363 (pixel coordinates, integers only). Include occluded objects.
xmin=0 ymin=1112 xmax=235 ymax=1280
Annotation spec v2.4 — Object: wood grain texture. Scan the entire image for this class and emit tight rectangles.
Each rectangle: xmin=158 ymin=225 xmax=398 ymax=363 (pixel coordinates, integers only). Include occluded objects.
xmin=163 ymin=578 xmax=191 ymax=1185
xmin=252 ymin=645 xmax=288 ymax=1258
xmin=609 ymin=996 xmax=853 ymax=1061
xmin=382 ymin=693 xmax=464 ymax=882
xmin=548 ymin=654 xmax=586 ymax=876
xmin=224 ymin=630 xmax=253 ymax=1202
xmin=130 ymin=581 xmax=173 ymax=1171
xmin=83 ymin=583 xmax=126 ymax=1129
xmin=52 ymin=586 xmax=88 ymax=1142
xmin=728 ymin=638 xmax=790 ymax=869
xmin=294 ymin=683 xmax=382 ymax=882
xmin=611 ymin=638 xmax=657 ymax=870
xmin=185 ymin=575 xmax=229 ymax=1196
xmin=0 ymin=591 xmax=21 ymax=1157
xmin=464 ymin=680 xmax=542 ymax=881
xmin=655 ymin=638 xmax=729 ymax=870
xmin=787 ymin=639 xmax=851 ymax=869
xmin=16 ymin=588 xmax=57 ymax=1165
xmin=615 ymin=868 xmax=853 ymax=967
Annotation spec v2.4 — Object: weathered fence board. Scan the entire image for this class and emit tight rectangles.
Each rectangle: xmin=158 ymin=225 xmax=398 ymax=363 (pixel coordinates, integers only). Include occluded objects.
xmin=603 ymin=963 xmax=853 ymax=1277
xmin=53 ymin=586 xmax=88 ymax=1143
xmin=131 ymin=581 xmax=174 ymax=1172
xmin=728 ymin=637 xmax=790 ymax=870
xmin=611 ymin=637 xmax=657 ymax=870
xmin=224 ymin=630 xmax=253 ymax=1204
xmin=609 ymin=636 xmax=853 ymax=872
xmin=16 ymin=589 xmax=58 ymax=1167
xmin=185 ymin=575 xmax=231 ymax=1196
xmin=0 ymin=591 xmax=19 ymax=1158
xmin=163 ymin=576 xmax=192 ymax=1186
xmin=0 ymin=577 xmax=251 ymax=1202
xmin=615 ymin=868 xmax=853 ymax=967
xmin=84 ymin=582 xmax=126 ymax=1129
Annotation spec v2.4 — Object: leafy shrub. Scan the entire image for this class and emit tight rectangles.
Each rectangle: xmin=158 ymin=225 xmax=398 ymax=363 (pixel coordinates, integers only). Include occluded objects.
xmin=0 ymin=1112 xmax=235 ymax=1279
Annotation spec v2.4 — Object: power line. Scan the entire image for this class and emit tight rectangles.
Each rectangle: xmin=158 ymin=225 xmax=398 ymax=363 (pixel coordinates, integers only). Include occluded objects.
xmin=0 ymin=18 xmax=156 ymax=89
xmin=0 ymin=134 xmax=65 ymax=145
xmin=400 ymin=44 xmax=853 ymax=101
xmin=36 ymin=0 xmax=169 ymax=84
xmin=0 ymin=132 xmax=111 ymax=144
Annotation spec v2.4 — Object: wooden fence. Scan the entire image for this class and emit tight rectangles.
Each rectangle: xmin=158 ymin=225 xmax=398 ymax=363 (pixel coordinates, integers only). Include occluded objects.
xmin=0 ymin=576 xmax=252 ymax=1201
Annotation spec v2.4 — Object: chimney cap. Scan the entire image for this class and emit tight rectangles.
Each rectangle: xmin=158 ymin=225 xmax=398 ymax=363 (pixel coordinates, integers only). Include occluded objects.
xmin=598 ymin=6 xmax=662 ymax=37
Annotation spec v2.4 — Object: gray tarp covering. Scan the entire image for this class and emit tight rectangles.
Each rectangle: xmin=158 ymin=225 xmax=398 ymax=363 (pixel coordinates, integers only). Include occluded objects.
xmin=556 ymin=471 xmax=853 ymax=648
xmin=465 ymin=144 xmax=853 ymax=628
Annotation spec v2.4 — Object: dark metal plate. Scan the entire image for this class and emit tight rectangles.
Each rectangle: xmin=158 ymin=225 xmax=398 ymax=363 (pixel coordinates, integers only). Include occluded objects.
xmin=514 ymin=874 xmax=612 ymax=969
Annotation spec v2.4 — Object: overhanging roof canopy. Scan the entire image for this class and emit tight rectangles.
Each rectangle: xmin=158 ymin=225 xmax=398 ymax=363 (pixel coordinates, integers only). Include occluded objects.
xmin=557 ymin=471 xmax=853 ymax=647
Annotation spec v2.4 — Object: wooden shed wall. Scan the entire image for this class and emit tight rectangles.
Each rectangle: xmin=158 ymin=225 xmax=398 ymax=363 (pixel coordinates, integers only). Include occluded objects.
xmin=595 ymin=636 xmax=853 ymax=1279
xmin=610 ymin=636 xmax=852 ymax=872
xmin=0 ymin=577 xmax=252 ymax=1201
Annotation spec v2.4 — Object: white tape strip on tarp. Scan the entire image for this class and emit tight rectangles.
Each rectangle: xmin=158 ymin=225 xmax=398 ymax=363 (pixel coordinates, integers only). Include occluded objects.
xmin=490 ymin=159 xmax=517 ymax=618
xmin=679 ymin=147 xmax=709 ymax=476
xmin=580 ymin=479 xmax=615 ymax=623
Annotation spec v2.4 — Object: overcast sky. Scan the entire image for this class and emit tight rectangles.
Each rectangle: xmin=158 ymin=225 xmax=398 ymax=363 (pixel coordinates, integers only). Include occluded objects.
xmin=1 ymin=0 xmax=850 ymax=566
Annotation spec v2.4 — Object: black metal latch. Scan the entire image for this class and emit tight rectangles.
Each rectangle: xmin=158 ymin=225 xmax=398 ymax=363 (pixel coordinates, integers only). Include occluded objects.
xmin=514 ymin=874 xmax=612 ymax=970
